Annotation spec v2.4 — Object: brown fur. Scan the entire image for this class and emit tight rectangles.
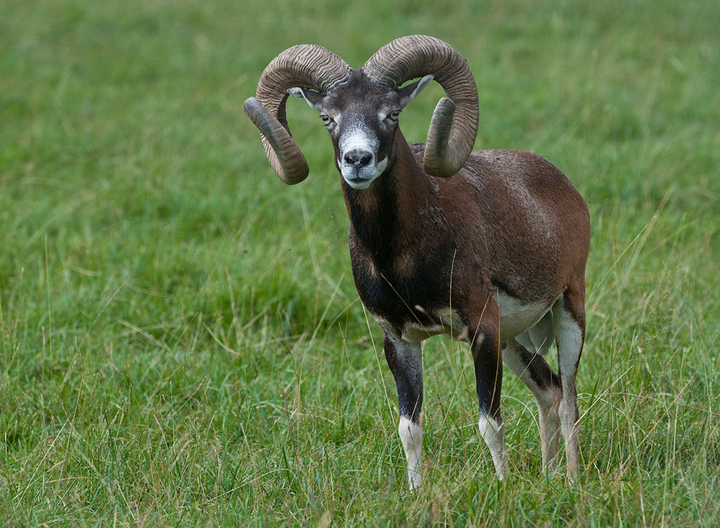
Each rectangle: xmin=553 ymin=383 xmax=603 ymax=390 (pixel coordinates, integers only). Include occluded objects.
xmin=343 ymin=130 xmax=590 ymax=334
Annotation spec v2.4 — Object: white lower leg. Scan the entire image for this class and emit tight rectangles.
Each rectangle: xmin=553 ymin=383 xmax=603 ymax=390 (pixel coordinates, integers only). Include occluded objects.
xmin=559 ymin=399 xmax=580 ymax=476
xmin=479 ymin=414 xmax=507 ymax=479
xmin=398 ymin=416 xmax=423 ymax=489
xmin=537 ymin=389 xmax=562 ymax=471
xmin=553 ymin=299 xmax=584 ymax=478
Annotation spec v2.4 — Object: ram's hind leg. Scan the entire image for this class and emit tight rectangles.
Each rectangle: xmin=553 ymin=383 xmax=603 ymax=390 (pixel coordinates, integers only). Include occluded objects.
xmin=552 ymin=287 xmax=586 ymax=477
xmin=503 ymin=338 xmax=562 ymax=471
xmin=383 ymin=331 xmax=424 ymax=490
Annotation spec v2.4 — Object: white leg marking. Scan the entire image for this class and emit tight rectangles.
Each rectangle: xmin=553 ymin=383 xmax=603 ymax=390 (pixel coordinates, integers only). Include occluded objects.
xmin=398 ymin=416 xmax=423 ymax=490
xmin=553 ymin=300 xmax=583 ymax=476
xmin=502 ymin=339 xmax=561 ymax=471
xmin=478 ymin=414 xmax=507 ymax=479
xmin=555 ymin=312 xmax=582 ymax=385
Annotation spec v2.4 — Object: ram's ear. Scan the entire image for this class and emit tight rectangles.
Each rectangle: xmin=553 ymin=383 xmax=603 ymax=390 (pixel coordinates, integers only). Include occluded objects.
xmin=288 ymin=87 xmax=325 ymax=112
xmin=398 ymin=74 xmax=434 ymax=108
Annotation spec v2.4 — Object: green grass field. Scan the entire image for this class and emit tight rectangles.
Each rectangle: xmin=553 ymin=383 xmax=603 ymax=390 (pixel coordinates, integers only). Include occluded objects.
xmin=1 ymin=0 xmax=719 ymax=525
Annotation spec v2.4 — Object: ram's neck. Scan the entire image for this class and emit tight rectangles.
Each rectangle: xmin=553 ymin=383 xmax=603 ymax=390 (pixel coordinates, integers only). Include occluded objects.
xmin=341 ymin=130 xmax=430 ymax=265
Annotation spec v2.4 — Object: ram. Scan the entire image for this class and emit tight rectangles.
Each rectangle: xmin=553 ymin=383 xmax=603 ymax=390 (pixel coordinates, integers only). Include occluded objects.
xmin=244 ymin=35 xmax=590 ymax=489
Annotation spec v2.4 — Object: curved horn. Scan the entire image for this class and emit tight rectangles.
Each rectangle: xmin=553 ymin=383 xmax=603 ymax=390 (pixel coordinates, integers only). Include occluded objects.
xmin=363 ymin=35 xmax=479 ymax=178
xmin=244 ymin=45 xmax=351 ymax=184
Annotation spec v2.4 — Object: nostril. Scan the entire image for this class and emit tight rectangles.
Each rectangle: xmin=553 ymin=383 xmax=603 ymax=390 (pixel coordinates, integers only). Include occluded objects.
xmin=358 ymin=153 xmax=372 ymax=167
xmin=344 ymin=150 xmax=373 ymax=168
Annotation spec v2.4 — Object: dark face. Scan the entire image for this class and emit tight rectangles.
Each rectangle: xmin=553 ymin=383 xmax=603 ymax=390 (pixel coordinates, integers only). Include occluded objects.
xmin=290 ymin=70 xmax=434 ymax=189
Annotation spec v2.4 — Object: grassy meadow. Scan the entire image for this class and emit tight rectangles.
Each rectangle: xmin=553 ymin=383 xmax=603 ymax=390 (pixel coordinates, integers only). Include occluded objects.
xmin=1 ymin=0 xmax=719 ymax=525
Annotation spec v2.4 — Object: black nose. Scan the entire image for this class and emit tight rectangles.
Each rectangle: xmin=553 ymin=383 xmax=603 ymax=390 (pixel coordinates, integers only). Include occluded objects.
xmin=344 ymin=150 xmax=372 ymax=168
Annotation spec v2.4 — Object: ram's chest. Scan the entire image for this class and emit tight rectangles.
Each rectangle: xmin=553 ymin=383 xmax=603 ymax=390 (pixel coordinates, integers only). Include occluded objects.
xmin=350 ymin=254 xmax=452 ymax=333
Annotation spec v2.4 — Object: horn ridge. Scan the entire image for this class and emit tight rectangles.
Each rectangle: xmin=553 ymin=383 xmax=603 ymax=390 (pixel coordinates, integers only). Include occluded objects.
xmin=363 ymin=35 xmax=479 ymax=178
xmin=247 ymin=44 xmax=351 ymax=184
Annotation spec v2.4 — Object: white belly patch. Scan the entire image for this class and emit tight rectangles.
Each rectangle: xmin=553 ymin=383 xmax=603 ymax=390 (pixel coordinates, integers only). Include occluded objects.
xmin=374 ymin=296 xmax=557 ymax=344
xmin=496 ymin=292 xmax=554 ymax=340
xmin=401 ymin=307 xmax=465 ymax=342
xmin=375 ymin=308 xmax=465 ymax=343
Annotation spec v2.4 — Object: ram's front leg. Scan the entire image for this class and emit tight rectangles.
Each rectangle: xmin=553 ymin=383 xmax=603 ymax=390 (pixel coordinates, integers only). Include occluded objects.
xmin=383 ymin=331 xmax=424 ymax=490
xmin=467 ymin=307 xmax=507 ymax=480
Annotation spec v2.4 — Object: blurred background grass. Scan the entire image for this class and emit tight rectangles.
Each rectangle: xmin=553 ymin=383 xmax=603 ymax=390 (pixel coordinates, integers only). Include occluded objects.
xmin=1 ymin=0 xmax=719 ymax=525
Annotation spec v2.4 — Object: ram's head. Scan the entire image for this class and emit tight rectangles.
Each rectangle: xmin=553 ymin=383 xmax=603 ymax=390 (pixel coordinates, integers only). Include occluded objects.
xmin=244 ymin=35 xmax=479 ymax=188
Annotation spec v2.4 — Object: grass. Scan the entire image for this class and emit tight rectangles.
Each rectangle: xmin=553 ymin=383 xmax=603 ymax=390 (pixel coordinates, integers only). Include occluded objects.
xmin=1 ymin=0 xmax=719 ymax=525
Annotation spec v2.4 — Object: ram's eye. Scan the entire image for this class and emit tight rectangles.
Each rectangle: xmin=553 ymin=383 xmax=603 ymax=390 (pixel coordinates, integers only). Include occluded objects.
xmin=387 ymin=110 xmax=401 ymax=121
xmin=320 ymin=114 xmax=333 ymax=125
